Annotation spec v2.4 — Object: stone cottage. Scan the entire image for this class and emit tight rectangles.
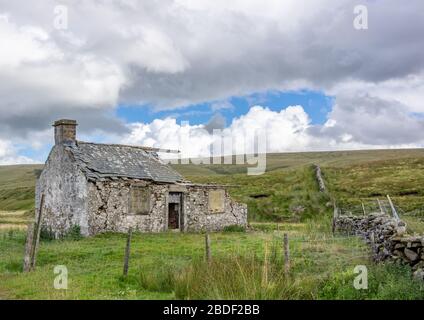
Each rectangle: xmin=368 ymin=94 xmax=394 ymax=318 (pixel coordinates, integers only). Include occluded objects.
xmin=35 ymin=119 xmax=247 ymax=238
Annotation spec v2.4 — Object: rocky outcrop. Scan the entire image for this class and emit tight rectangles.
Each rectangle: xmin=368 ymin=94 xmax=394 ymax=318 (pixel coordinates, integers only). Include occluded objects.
xmin=335 ymin=213 xmax=424 ymax=281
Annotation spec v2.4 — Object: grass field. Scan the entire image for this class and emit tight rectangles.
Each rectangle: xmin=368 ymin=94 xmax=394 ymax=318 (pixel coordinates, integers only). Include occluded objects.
xmin=1 ymin=221 xmax=423 ymax=300
xmin=323 ymin=157 xmax=424 ymax=234
xmin=0 ymin=165 xmax=41 ymax=211
xmin=1 ymin=148 xmax=424 ymax=220
xmin=172 ymin=149 xmax=424 ymax=176
xmin=0 ymin=148 xmax=424 ymax=299
xmin=0 ymin=211 xmax=30 ymax=230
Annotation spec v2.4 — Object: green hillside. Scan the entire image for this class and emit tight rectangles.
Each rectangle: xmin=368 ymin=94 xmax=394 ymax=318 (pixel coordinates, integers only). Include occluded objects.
xmin=0 ymin=165 xmax=42 ymax=211
xmin=172 ymin=149 xmax=424 ymax=175
xmin=1 ymin=149 xmax=424 ymax=222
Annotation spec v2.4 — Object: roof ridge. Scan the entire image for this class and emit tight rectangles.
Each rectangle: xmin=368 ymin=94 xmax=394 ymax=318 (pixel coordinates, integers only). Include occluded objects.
xmin=76 ymin=141 xmax=180 ymax=153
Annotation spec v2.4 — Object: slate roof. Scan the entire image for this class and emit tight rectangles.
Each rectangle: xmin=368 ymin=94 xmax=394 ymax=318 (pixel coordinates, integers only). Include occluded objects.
xmin=65 ymin=141 xmax=183 ymax=183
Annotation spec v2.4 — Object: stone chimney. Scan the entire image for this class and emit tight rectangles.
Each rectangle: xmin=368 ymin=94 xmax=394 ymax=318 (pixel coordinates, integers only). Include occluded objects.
xmin=53 ymin=119 xmax=77 ymax=145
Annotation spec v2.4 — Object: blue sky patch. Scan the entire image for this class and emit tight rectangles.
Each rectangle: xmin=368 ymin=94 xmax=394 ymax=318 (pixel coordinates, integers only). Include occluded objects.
xmin=116 ymin=90 xmax=334 ymax=127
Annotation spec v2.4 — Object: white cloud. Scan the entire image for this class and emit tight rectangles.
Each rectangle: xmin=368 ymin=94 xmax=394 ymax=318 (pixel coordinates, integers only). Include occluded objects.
xmin=0 ymin=13 xmax=126 ymax=117
xmin=0 ymin=14 xmax=62 ymax=68
xmin=229 ymin=106 xmax=312 ymax=152
xmin=120 ymin=105 xmax=424 ymax=161
xmin=2 ymin=0 xmax=423 ymax=114
xmin=122 ymin=118 xmax=214 ymax=159
xmin=4 ymin=103 xmax=424 ymax=165
xmin=118 ymin=26 xmax=189 ymax=73
xmin=329 ymin=74 xmax=424 ymax=114
xmin=0 ymin=139 xmax=34 ymax=165
xmin=320 ymin=94 xmax=424 ymax=146
xmin=0 ymin=0 xmax=424 ymax=163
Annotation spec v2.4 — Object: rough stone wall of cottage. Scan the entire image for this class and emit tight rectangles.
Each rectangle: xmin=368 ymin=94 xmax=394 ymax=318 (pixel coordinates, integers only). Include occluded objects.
xmin=36 ymin=145 xmax=89 ymax=237
xmin=183 ymin=187 xmax=248 ymax=232
xmin=86 ymin=182 xmax=247 ymax=234
xmin=87 ymin=180 xmax=168 ymax=235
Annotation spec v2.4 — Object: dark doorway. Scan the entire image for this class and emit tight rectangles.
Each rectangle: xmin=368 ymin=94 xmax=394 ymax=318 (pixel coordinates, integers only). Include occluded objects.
xmin=168 ymin=192 xmax=182 ymax=230
xmin=168 ymin=203 xmax=179 ymax=229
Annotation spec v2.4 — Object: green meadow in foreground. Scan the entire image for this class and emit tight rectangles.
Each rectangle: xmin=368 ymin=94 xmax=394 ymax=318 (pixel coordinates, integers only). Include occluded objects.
xmin=1 ymin=220 xmax=423 ymax=300
xmin=0 ymin=149 xmax=424 ymax=299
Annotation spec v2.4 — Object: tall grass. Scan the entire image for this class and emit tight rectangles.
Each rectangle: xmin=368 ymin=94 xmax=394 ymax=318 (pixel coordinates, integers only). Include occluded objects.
xmin=141 ymin=256 xmax=424 ymax=300
xmin=318 ymin=263 xmax=424 ymax=300
xmin=173 ymin=254 xmax=312 ymax=300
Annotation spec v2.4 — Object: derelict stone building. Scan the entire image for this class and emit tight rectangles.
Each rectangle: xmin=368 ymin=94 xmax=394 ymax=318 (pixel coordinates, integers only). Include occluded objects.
xmin=35 ymin=119 xmax=247 ymax=238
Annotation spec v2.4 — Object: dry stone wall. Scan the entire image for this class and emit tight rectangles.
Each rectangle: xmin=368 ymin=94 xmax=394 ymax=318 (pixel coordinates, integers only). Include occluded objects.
xmin=335 ymin=213 xmax=424 ymax=281
xmin=314 ymin=165 xmax=326 ymax=192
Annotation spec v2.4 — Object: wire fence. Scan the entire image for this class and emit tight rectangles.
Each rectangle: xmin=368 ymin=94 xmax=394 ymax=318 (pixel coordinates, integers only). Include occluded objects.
xmin=2 ymin=226 xmax=372 ymax=279
xmin=119 ymin=232 xmax=372 ymax=276
xmin=338 ymin=198 xmax=393 ymax=216
xmin=336 ymin=196 xmax=424 ymax=234
xmin=396 ymin=207 xmax=424 ymax=219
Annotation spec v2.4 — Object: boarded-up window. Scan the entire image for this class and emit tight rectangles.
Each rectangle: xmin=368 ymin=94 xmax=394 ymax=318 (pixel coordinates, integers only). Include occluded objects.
xmin=129 ymin=186 xmax=150 ymax=215
xmin=208 ymin=189 xmax=225 ymax=214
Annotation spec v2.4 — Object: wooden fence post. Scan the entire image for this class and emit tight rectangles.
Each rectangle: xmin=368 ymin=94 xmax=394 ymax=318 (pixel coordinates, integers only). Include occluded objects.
xmin=23 ymin=194 xmax=44 ymax=272
xmin=205 ymin=233 xmax=211 ymax=263
xmin=332 ymin=202 xmax=338 ymax=235
xmin=387 ymin=195 xmax=400 ymax=221
xmin=377 ymin=199 xmax=384 ymax=214
xmin=123 ymin=227 xmax=133 ymax=277
xmin=283 ymin=233 xmax=290 ymax=277
xmin=370 ymin=231 xmax=376 ymax=255
xmin=23 ymin=222 xmax=35 ymax=272
xmin=262 ymin=242 xmax=269 ymax=287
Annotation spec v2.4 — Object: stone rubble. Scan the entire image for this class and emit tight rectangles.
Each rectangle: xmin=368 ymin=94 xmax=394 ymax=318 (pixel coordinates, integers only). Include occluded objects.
xmin=335 ymin=212 xmax=424 ymax=281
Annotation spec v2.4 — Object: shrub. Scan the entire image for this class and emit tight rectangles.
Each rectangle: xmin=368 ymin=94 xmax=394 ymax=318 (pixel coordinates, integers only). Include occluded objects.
xmin=138 ymin=267 xmax=176 ymax=293
xmin=7 ymin=229 xmax=15 ymax=239
xmin=65 ymin=225 xmax=82 ymax=240
xmin=40 ymin=225 xmax=82 ymax=241
xmin=39 ymin=226 xmax=55 ymax=241
xmin=222 ymin=225 xmax=246 ymax=233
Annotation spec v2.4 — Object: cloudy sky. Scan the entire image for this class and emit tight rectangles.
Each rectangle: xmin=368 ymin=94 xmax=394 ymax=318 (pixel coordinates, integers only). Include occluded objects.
xmin=0 ymin=0 xmax=423 ymax=164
